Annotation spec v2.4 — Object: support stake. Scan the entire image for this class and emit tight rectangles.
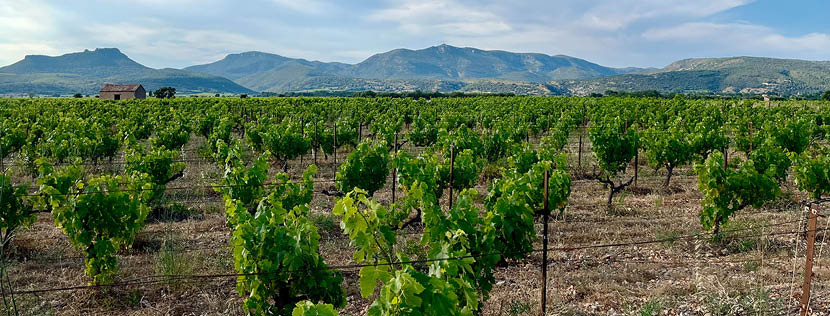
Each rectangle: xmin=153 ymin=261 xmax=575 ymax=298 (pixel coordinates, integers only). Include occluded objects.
xmin=448 ymin=146 xmax=455 ymax=210
xmin=634 ymin=137 xmax=639 ymax=187
xmin=541 ymin=168 xmax=550 ymax=316
xmin=392 ymin=131 xmax=398 ymax=204
xmin=800 ymin=205 xmax=818 ymax=316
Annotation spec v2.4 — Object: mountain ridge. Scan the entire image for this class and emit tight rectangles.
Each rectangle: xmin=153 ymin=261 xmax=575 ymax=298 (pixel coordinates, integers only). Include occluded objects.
xmin=0 ymin=48 xmax=252 ymax=95
xmin=552 ymin=56 xmax=830 ymax=96
xmin=3 ymin=46 xmax=830 ymax=96
xmin=184 ymin=44 xmax=650 ymax=93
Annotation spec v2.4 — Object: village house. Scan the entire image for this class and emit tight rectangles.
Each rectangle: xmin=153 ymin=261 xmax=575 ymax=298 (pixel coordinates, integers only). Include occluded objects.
xmin=99 ymin=84 xmax=146 ymax=100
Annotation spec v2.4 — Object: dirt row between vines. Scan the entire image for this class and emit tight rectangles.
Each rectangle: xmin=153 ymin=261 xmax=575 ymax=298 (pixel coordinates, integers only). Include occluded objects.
xmin=7 ymin=133 xmax=830 ymax=315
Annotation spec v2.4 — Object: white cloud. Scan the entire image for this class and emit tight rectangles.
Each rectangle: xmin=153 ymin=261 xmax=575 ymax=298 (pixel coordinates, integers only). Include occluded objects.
xmin=79 ymin=18 xmax=351 ymax=67
xmin=367 ymin=0 xmax=511 ymax=36
xmin=81 ymin=20 xmax=280 ymax=67
xmin=579 ymin=0 xmax=751 ymax=30
xmin=0 ymin=0 xmax=828 ymax=70
xmin=0 ymin=1 xmax=63 ymax=65
xmin=642 ymin=22 xmax=830 ymax=61
xmin=270 ymin=0 xmax=329 ymax=14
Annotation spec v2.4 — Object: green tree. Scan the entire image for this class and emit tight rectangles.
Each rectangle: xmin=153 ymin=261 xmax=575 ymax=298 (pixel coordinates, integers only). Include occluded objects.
xmin=231 ymin=196 xmax=345 ymax=315
xmin=0 ymin=173 xmax=34 ymax=312
xmin=124 ymin=143 xmax=186 ymax=206
xmin=292 ymin=301 xmax=338 ymax=316
xmin=589 ymin=118 xmax=639 ymax=206
xmin=695 ymin=151 xmax=780 ymax=235
xmin=221 ymin=152 xmax=343 ymax=315
xmin=822 ymin=90 xmax=830 ymax=101
xmin=336 ymin=140 xmax=389 ymax=196
xmin=153 ymin=87 xmax=176 ymax=99
xmin=262 ymin=119 xmax=312 ymax=171
xmin=790 ymin=149 xmax=830 ymax=202
xmin=0 ymin=173 xmax=35 ymax=251
xmin=642 ymin=118 xmax=694 ymax=188
xmin=39 ymin=168 xmax=152 ymax=285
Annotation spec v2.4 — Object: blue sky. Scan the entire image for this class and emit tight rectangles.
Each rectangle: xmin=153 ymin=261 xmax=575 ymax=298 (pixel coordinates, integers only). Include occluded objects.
xmin=1 ymin=0 xmax=828 ymax=69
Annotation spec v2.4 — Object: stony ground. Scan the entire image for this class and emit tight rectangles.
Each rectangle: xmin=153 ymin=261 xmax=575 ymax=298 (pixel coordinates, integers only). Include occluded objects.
xmin=5 ymin=133 xmax=830 ymax=316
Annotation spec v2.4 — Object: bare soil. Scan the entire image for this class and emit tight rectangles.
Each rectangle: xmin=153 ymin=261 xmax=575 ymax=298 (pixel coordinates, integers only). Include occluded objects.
xmin=6 ymin=134 xmax=830 ymax=315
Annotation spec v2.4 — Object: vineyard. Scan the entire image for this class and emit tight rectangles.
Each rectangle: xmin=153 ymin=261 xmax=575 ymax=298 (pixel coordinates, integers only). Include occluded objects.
xmin=1 ymin=96 xmax=830 ymax=315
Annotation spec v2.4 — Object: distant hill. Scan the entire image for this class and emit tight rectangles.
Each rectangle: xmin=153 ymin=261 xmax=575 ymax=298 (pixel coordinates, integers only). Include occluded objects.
xmin=185 ymin=45 xmax=647 ymax=93
xmin=552 ymin=56 xmax=830 ymax=96
xmin=0 ymin=48 xmax=252 ymax=95
xmin=348 ymin=44 xmax=644 ymax=81
xmin=4 ymin=47 xmax=830 ymax=96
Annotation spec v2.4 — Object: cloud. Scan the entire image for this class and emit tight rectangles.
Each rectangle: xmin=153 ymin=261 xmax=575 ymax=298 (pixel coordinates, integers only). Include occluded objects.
xmin=0 ymin=0 xmax=828 ymax=70
xmin=367 ymin=0 xmax=511 ymax=36
xmin=579 ymin=0 xmax=751 ymax=30
xmin=270 ymin=0 xmax=329 ymax=14
xmin=642 ymin=22 xmax=830 ymax=61
xmin=359 ymin=0 xmax=766 ymax=67
xmin=81 ymin=20 xmax=279 ymax=67
xmin=0 ymin=1 xmax=63 ymax=65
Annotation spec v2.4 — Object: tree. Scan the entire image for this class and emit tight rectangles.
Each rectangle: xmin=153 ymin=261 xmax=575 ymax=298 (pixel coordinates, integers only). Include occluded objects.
xmin=589 ymin=119 xmax=639 ymax=206
xmin=231 ymin=194 xmax=345 ymax=315
xmin=0 ymin=173 xmax=35 ymax=251
xmin=336 ymin=140 xmax=389 ymax=196
xmin=643 ymin=118 xmax=694 ymax=188
xmin=695 ymin=151 xmax=780 ymax=235
xmin=220 ymin=151 xmax=343 ymax=315
xmin=292 ymin=302 xmax=338 ymax=316
xmin=262 ymin=119 xmax=312 ymax=171
xmin=38 ymin=165 xmax=153 ymax=285
xmin=790 ymin=149 xmax=830 ymax=202
xmin=0 ymin=173 xmax=34 ymax=311
xmin=73 ymin=93 xmax=83 ymax=98
xmin=124 ymin=143 xmax=186 ymax=206
xmin=153 ymin=87 xmax=176 ymax=99
xmin=822 ymin=90 xmax=830 ymax=101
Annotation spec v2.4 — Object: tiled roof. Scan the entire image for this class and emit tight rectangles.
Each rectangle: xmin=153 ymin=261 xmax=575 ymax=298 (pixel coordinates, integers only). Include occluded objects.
xmin=100 ymin=84 xmax=142 ymax=92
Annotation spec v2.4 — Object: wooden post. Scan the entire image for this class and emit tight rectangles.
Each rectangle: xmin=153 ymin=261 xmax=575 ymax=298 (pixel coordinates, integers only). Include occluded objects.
xmin=578 ymin=127 xmax=583 ymax=168
xmin=333 ymin=122 xmax=338 ymax=180
xmin=300 ymin=120 xmax=304 ymax=168
xmin=314 ymin=121 xmax=318 ymax=166
xmin=448 ymin=146 xmax=455 ymax=210
xmin=800 ymin=205 xmax=818 ymax=316
xmin=579 ymin=105 xmax=586 ymax=168
xmin=541 ymin=168 xmax=550 ymax=316
xmin=723 ymin=145 xmax=729 ymax=169
xmin=748 ymin=122 xmax=753 ymax=154
xmin=634 ymin=136 xmax=639 ymax=187
xmin=545 ymin=113 xmax=551 ymax=136
xmin=392 ymin=131 xmax=398 ymax=204
xmin=547 ymin=114 xmax=551 ymax=135
xmin=723 ymin=102 xmax=729 ymax=169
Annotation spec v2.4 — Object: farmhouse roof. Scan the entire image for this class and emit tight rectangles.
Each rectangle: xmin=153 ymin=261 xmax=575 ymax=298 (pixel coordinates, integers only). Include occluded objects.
xmin=100 ymin=84 xmax=142 ymax=92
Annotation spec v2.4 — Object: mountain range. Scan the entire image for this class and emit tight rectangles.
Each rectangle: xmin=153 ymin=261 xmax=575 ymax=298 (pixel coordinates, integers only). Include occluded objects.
xmin=1 ymin=45 xmax=829 ymax=96
xmin=0 ymin=48 xmax=252 ymax=95
xmin=184 ymin=44 xmax=647 ymax=93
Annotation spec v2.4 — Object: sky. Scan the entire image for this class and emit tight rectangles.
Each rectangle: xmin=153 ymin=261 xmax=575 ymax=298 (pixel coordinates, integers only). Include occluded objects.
xmin=1 ymin=0 xmax=829 ymax=69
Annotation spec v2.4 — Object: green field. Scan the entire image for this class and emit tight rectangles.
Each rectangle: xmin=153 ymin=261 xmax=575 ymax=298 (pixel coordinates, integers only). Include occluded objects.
xmin=1 ymin=96 xmax=828 ymax=315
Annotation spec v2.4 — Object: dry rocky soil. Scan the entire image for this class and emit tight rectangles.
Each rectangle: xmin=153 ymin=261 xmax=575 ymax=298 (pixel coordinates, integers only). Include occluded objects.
xmin=6 ymin=134 xmax=830 ymax=315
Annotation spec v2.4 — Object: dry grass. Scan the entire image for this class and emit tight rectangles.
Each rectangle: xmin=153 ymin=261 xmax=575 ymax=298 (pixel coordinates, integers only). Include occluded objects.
xmin=4 ymin=133 xmax=830 ymax=315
